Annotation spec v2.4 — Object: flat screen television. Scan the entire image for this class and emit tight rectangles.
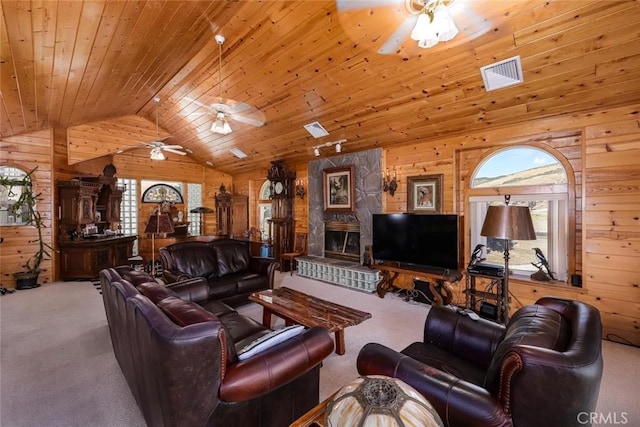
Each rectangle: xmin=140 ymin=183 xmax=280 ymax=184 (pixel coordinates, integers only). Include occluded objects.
xmin=372 ymin=213 xmax=459 ymax=272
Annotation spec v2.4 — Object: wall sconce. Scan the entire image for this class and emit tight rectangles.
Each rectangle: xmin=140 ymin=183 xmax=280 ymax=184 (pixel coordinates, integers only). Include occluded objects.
xmin=295 ymin=180 xmax=306 ymax=199
xmin=312 ymin=139 xmax=346 ymax=157
xmin=383 ymin=167 xmax=398 ymax=196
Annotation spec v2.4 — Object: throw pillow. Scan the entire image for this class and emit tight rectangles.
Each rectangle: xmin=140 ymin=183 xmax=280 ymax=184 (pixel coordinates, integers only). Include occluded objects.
xmin=237 ymin=325 xmax=305 ymax=361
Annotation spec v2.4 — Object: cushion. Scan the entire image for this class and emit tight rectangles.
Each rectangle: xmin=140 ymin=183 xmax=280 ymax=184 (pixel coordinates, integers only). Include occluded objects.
xmin=237 ymin=325 xmax=305 ymax=361
xmin=137 ymin=281 xmax=176 ymax=303
xmin=157 ymin=296 xmax=216 ymax=327
xmin=484 ymin=304 xmax=570 ymax=392
xmin=214 ymin=241 xmax=250 ymax=277
xmin=170 ymin=243 xmax=219 ymax=278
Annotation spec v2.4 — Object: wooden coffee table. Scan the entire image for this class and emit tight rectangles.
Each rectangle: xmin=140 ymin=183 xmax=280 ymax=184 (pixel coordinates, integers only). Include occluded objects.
xmin=249 ymin=287 xmax=371 ymax=355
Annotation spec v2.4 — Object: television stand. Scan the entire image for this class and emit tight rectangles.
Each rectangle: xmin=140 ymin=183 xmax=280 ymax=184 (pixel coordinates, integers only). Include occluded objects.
xmin=373 ymin=261 xmax=462 ymax=304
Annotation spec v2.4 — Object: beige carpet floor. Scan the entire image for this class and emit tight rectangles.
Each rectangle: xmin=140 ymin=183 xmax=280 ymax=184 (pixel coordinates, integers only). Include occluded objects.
xmin=1 ymin=272 xmax=638 ymax=426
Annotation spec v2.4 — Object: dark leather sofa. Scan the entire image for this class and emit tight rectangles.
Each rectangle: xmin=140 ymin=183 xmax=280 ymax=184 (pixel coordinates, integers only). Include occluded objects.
xmin=100 ymin=266 xmax=334 ymax=427
xmin=357 ymin=297 xmax=603 ymax=427
xmin=159 ymin=239 xmax=277 ymax=306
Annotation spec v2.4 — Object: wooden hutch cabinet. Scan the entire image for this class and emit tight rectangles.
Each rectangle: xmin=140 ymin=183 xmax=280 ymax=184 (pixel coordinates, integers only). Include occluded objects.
xmin=58 ymin=181 xmax=99 ymax=226
xmin=57 ymin=164 xmax=136 ymax=280
xmin=214 ymin=184 xmax=248 ymax=238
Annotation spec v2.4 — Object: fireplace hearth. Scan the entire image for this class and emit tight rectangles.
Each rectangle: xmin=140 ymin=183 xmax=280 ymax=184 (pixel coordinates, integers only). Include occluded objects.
xmin=324 ymin=221 xmax=360 ymax=262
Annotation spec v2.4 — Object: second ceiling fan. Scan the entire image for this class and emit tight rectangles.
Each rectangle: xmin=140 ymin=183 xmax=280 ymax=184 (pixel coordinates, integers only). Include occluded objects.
xmin=146 ymin=97 xmax=187 ymax=160
xmin=205 ymin=34 xmax=266 ymax=134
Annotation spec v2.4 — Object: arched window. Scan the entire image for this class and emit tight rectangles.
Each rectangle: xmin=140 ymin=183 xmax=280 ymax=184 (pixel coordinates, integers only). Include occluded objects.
xmin=0 ymin=166 xmax=30 ymax=225
xmin=469 ymin=146 xmax=570 ymax=281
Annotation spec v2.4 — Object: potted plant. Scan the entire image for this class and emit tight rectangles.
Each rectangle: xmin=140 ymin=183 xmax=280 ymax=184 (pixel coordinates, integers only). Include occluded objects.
xmin=0 ymin=167 xmax=53 ymax=289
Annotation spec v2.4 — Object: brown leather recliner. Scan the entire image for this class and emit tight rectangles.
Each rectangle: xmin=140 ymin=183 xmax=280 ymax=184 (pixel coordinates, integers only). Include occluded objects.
xmin=357 ymin=297 xmax=603 ymax=427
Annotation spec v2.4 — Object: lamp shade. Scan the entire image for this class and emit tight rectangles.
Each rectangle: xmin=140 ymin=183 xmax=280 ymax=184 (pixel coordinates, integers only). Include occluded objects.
xmin=480 ymin=205 xmax=536 ymax=240
xmin=326 ymin=376 xmax=443 ymax=427
xmin=189 ymin=206 xmax=214 ymax=214
xmin=144 ymin=212 xmax=175 ymax=236
xmin=211 ymin=112 xmax=232 ymax=134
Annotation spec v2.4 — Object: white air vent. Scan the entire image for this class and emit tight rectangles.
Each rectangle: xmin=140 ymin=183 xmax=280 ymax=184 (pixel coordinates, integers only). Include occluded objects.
xmin=230 ymin=147 xmax=247 ymax=159
xmin=304 ymin=121 xmax=329 ymax=138
xmin=480 ymin=56 xmax=523 ymax=91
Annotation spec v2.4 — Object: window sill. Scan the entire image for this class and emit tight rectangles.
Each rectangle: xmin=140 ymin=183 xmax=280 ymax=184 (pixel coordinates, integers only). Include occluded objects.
xmin=510 ymin=274 xmax=587 ymax=294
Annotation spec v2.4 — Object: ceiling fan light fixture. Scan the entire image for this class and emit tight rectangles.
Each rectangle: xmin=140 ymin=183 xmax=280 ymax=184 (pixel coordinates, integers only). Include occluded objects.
xmin=411 ymin=13 xmax=437 ymax=47
xmin=150 ymin=147 xmax=165 ymax=161
xmin=433 ymin=4 xmax=458 ymax=41
xmin=409 ymin=0 xmax=457 ymax=48
xmin=212 ymin=112 xmax=232 ymax=134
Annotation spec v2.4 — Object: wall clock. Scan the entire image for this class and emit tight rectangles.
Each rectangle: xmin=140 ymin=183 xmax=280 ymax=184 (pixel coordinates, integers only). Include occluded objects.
xmin=274 ymin=182 xmax=284 ymax=195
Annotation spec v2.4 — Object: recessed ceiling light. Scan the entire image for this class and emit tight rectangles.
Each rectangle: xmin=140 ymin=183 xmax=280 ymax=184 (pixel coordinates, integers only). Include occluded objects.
xmin=304 ymin=121 xmax=329 ymax=138
xmin=230 ymin=147 xmax=247 ymax=159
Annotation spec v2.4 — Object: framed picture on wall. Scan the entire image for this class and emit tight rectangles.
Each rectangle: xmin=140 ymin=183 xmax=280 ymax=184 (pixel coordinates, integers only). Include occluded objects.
xmin=407 ymin=174 xmax=443 ymax=214
xmin=323 ymin=165 xmax=355 ymax=212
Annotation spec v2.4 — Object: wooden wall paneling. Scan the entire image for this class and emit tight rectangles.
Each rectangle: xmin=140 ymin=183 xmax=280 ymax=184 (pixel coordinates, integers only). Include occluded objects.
xmin=293 ymin=164 xmax=308 ymax=234
xmin=583 ymin=118 xmax=640 ymax=345
xmin=597 ymin=311 xmax=639 ymax=346
xmin=67 ymin=116 xmax=171 ymax=165
xmin=0 ymin=129 xmax=54 ymax=288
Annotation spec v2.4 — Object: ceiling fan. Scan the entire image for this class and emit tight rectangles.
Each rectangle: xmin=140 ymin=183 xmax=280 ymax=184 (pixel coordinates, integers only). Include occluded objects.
xmin=205 ymin=34 xmax=265 ymax=134
xmin=335 ymin=0 xmax=519 ymax=55
xmin=145 ymin=97 xmax=187 ymax=160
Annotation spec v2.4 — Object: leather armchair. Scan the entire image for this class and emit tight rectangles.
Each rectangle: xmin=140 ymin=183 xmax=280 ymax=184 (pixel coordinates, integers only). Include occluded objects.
xmin=357 ymin=297 xmax=603 ymax=427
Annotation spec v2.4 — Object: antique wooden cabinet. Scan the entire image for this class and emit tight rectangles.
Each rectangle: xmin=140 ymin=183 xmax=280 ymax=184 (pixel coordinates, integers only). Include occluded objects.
xmin=58 ymin=181 xmax=99 ymax=227
xmin=58 ymin=235 xmax=136 ymax=280
xmin=214 ymin=184 xmax=248 ymax=238
xmin=57 ymin=164 xmax=136 ymax=279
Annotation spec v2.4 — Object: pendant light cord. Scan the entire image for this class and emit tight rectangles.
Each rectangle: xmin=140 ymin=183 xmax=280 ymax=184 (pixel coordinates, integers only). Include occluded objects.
xmin=218 ymin=40 xmax=222 ymax=100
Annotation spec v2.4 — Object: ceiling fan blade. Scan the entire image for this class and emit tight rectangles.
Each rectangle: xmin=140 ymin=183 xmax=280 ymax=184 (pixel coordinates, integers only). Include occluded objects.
xmin=163 ymin=148 xmax=187 ymax=156
xmin=231 ymin=113 xmax=265 ymax=128
xmin=336 ymin=0 xmax=403 ymax=12
xmin=450 ymin=1 xmax=492 ymax=40
xmin=228 ymin=102 xmax=252 ymax=114
xmin=162 ymin=144 xmax=184 ymax=150
xmin=377 ymin=15 xmax=416 ymax=55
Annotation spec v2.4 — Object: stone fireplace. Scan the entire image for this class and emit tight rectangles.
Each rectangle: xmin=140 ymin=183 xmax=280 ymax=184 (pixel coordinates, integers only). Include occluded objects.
xmin=307 ymin=148 xmax=383 ymax=264
xmin=324 ymin=221 xmax=360 ymax=262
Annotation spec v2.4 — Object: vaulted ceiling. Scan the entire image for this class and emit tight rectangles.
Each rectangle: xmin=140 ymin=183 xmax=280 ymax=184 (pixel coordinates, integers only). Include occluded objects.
xmin=2 ymin=0 xmax=640 ymax=174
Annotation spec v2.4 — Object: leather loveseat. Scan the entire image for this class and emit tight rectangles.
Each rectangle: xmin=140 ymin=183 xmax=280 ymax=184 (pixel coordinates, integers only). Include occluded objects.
xmin=357 ymin=297 xmax=603 ymax=427
xmin=159 ymin=239 xmax=277 ymax=306
xmin=100 ymin=266 xmax=334 ymax=427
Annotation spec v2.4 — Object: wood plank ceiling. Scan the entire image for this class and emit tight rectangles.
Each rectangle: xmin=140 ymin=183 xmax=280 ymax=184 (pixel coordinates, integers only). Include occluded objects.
xmin=2 ymin=0 xmax=640 ymax=174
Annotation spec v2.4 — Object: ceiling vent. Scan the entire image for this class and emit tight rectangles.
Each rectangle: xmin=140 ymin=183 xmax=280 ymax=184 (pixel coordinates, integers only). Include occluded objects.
xmin=480 ymin=56 xmax=523 ymax=91
xmin=304 ymin=121 xmax=329 ymax=138
xmin=230 ymin=147 xmax=247 ymax=159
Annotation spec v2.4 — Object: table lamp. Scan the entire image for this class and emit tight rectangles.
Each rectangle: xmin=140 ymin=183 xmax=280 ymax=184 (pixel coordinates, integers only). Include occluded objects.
xmin=325 ymin=375 xmax=443 ymax=427
xmin=480 ymin=196 xmax=536 ymax=322
xmin=144 ymin=210 xmax=174 ymax=277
